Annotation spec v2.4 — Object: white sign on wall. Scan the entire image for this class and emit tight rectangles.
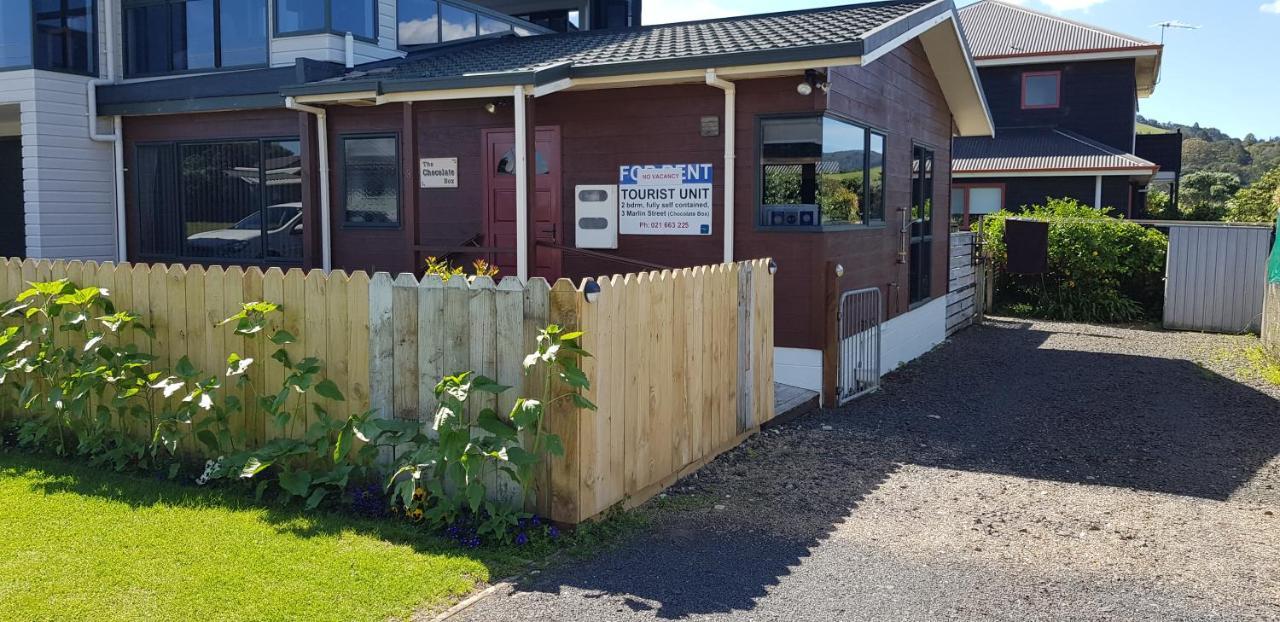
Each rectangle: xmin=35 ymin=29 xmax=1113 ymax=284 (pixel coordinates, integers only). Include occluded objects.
xmin=618 ymin=163 xmax=714 ymax=236
xmin=419 ymin=158 xmax=458 ymax=188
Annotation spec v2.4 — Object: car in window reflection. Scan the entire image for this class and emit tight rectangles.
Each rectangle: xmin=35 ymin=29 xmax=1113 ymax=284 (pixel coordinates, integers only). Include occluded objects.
xmin=185 ymin=203 xmax=303 ymax=259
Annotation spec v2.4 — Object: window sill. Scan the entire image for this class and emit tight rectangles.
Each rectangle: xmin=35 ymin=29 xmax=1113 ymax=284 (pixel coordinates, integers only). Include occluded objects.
xmin=274 ymin=29 xmax=378 ymax=44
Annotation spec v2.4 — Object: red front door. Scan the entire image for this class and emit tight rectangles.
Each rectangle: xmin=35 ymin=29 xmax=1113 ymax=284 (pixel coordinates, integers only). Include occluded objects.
xmin=482 ymin=128 xmax=562 ymax=281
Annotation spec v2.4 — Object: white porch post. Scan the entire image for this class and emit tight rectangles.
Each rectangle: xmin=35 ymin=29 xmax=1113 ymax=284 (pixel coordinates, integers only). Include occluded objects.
xmin=1094 ymin=175 xmax=1103 ymax=210
xmin=514 ymin=85 xmax=530 ymax=281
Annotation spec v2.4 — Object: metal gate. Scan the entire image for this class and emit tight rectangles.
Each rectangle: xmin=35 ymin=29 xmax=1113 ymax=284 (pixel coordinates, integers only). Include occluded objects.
xmin=837 ymin=287 xmax=882 ymax=405
xmin=1164 ymin=224 xmax=1273 ymax=333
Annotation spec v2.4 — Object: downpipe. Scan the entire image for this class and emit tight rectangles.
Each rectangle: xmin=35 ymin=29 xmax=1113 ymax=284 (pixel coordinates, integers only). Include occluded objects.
xmin=705 ymin=69 xmax=736 ymax=264
xmin=285 ymin=97 xmax=334 ymax=272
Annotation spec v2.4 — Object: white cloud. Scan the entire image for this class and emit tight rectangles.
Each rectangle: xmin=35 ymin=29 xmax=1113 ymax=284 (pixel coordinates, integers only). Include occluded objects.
xmin=1262 ymin=0 xmax=1280 ymax=14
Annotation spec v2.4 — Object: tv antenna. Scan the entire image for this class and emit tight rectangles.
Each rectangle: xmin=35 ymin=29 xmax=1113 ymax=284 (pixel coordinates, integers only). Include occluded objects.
xmin=1151 ymin=21 xmax=1200 ymax=44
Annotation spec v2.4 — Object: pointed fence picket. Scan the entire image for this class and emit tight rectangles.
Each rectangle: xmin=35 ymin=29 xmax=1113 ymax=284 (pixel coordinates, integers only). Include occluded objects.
xmin=0 ymin=257 xmax=774 ymax=523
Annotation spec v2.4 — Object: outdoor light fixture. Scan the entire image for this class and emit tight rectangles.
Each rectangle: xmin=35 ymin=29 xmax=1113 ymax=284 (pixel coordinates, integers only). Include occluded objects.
xmin=835 ymin=263 xmax=845 ymax=277
xmin=797 ymin=69 xmax=829 ymax=96
xmin=768 ymin=259 xmax=778 ymax=275
xmin=484 ymin=101 xmax=498 ymax=114
xmin=583 ymin=279 xmax=601 ymax=304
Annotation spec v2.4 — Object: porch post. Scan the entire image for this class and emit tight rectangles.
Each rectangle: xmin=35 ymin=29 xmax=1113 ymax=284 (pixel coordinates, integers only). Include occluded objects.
xmin=514 ymin=85 xmax=531 ymax=281
xmin=1094 ymin=175 xmax=1103 ymax=210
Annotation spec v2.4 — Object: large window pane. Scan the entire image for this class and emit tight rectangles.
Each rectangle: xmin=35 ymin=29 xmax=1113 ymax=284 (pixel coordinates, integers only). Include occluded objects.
xmin=760 ymin=116 xmax=877 ymax=227
xmin=817 ymin=117 xmax=866 ymax=225
xmin=332 ymin=0 xmax=376 ymax=39
xmin=0 ymin=0 xmax=33 ymax=68
xmin=124 ymin=0 xmax=266 ymax=76
xmin=343 ymin=136 xmax=400 ymax=226
xmin=399 ymin=0 xmax=439 ymax=45
xmin=33 ymin=0 xmax=95 ymax=74
xmin=125 ymin=4 xmax=168 ymax=75
xmin=263 ymin=140 xmax=304 ymax=261
xmin=276 ymin=0 xmax=325 ymax=33
xmin=440 ymin=4 xmax=476 ymax=41
xmin=867 ymin=132 xmax=885 ymax=223
xmin=180 ymin=141 xmax=263 ymax=260
xmin=173 ymin=0 xmax=216 ymax=71
xmin=136 ymin=144 xmax=181 ymax=258
xmin=1022 ymin=72 xmax=1060 ymax=109
xmin=478 ymin=15 xmax=511 ymax=35
xmin=760 ymin=116 xmax=821 ymax=219
xmin=219 ymin=0 xmax=267 ymax=66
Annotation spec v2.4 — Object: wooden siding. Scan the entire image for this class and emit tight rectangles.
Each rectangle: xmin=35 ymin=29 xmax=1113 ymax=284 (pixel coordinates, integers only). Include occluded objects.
xmin=0 ymin=69 xmax=117 ymax=261
xmin=823 ymin=39 xmax=955 ymax=338
xmin=977 ymin=59 xmax=1138 ymax=153
xmin=947 ymin=231 xmax=978 ymax=334
xmin=959 ymin=175 xmax=1132 ymax=215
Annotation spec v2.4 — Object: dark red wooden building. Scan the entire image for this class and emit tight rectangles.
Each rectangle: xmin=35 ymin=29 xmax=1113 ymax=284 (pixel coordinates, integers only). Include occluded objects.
xmin=111 ymin=0 xmax=993 ymax=396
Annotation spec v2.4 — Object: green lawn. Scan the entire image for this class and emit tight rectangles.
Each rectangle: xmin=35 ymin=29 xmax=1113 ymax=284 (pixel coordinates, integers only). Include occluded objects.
xmin=0 ymin=452 xmax=525 ymax=622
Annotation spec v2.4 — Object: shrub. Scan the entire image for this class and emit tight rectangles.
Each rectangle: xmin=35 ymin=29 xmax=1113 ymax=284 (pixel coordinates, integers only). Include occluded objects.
xmin=981 ymin=198 xmax=1168 ymax=323
xmin=1 ymin=278 xmax=590 ymax=545
xmin=1179 ymin=171 xmax=1241 ymax=221
xmin=1225 ymin=166 xmax=1280 ymax=223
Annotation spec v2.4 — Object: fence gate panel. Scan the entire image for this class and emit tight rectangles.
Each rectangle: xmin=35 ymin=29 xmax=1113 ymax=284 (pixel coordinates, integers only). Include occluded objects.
xmin=837 ymin=287 xmax=882 ymax=406
xmin=1164 ymin=224 xmax=1273 ymax=334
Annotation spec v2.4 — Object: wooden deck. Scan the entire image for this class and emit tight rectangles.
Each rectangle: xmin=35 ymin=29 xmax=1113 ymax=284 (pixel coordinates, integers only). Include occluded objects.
xmin=774 ymin=382 xmax=819 ymax=422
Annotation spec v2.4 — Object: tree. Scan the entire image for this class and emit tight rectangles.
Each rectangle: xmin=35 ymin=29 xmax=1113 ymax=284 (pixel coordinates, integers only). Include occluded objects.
xmin=1226 ymin=167 xmax=1280 ymax=223
xmin=1179 ymin=171 xmax=1241 ymax=221
xmin=1145 ymin=188 xmax=1174 ymax=219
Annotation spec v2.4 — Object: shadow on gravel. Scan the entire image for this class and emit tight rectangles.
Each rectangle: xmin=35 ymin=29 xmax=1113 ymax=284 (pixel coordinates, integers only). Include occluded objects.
xmin=484 ymin=319 xmax=1280 ymax=620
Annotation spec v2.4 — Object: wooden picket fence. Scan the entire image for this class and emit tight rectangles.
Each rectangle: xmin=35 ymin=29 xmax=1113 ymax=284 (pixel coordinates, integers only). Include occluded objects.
xmin=0 ymin=257 xmax=774 ymax=523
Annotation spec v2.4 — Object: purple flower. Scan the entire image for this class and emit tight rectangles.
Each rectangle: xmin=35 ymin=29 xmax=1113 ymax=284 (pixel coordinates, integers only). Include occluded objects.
xmin=548 ymin=526 xmax=560 ymax=540
xmin=516 ymin=532 xmax=529 ymax=546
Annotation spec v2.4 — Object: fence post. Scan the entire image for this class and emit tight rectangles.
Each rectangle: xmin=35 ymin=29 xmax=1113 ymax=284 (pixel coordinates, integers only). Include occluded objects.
xmin=368 ymin=272 xmax=395 ymax=464
xmin=546 ymin=278 xmax=582 ymax=523
xmin=821 ymin=261 xmax=841 ymax=408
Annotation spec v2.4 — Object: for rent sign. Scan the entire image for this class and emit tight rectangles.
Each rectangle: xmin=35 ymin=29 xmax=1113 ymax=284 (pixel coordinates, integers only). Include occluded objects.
xmin=618 ymin=164 xmax=713 ymax=236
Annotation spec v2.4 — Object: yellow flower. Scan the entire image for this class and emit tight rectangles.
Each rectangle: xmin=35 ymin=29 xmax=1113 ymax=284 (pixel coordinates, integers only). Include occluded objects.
xmin=409 ymin=508 xmax=424 ymax=521
xmin=413 ymin=487 xmax=425 ymax=501
xmin=1092 ymin=251 xmax=1098 ymax=256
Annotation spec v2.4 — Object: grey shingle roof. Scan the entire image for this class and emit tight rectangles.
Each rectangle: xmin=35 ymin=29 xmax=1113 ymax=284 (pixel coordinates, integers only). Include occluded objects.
xmin=284 ymin=0 xmax=944 ymax=96
xmin=957 ymin=0 xmax=1157 ymax=59
xmin=953 ymin=128 xmax=1158 ymax=174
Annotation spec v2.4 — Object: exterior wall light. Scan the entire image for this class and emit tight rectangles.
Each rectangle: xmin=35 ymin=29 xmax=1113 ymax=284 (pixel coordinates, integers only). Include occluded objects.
xmin=583 ymin=279 xmax=601 ymax=304
xmin=768 ymin=259 xmax=778 ymax=275
xmin=834 ymin=264 xmax=845 ymax=278
xmin=484 ymin=102 xmax=498 ymax=114
xmin=797 ymin=69 xmax=829 ymax=96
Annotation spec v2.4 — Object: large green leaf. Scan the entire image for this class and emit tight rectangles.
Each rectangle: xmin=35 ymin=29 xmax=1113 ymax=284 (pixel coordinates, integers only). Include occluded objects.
xmin=304 ymin=487 xmax=328 ymax=510
xmin=276 ymin=470 xmax=312 ymax=498
xmin=476 ymin=409 xmax=517 ymax=441
xmin=314 ymin=379 xmax=345 ymax=401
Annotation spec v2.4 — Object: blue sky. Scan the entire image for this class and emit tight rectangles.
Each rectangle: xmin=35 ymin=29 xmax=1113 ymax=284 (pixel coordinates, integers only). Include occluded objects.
xmin=643 ymin=0 xmax=1280 ymax=139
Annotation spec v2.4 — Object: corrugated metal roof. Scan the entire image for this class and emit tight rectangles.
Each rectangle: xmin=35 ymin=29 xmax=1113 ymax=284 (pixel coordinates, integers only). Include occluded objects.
xmin=953 ymin=128 xmax=1158 ymax=173
xmin=292 ymin=0 xmax=933 ymax=90
xmin=957 ymin=0 xmax=1156 ymax=59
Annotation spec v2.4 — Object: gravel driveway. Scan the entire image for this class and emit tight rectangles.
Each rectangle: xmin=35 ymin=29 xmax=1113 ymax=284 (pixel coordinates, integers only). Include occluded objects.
xmin=457 ymin=318 xmax=1280 ymax=621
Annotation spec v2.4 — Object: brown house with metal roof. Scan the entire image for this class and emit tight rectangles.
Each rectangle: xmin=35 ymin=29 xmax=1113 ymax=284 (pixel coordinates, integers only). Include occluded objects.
xmin=952 ymin=0 xmax=1183 ymax=226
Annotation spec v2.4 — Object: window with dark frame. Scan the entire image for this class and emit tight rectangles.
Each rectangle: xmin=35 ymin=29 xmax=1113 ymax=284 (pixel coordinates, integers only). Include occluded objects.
xmin=758 ymin=114 xmax=886 ymax=228
xmin=909 ymin=144 xmax=934 ymax=305
xmin=7 ymin=0 xmax=99 ymax=75
xmin=1021 ymin=70 xmax=1061 ymax=110
xmin=123 ymin=0 xmax=268 ymax=77
xmin=397 ymin=0 xmax=539 ymax=50
xmin=134 ymin=137 xmax=304 ymax=264
xmin=341 ymin=135 xmax=400 ymax=228
xmin=276 ymin=0 xmax=376 ymax=40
